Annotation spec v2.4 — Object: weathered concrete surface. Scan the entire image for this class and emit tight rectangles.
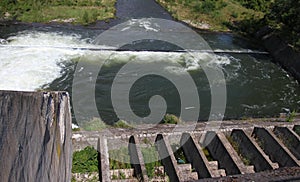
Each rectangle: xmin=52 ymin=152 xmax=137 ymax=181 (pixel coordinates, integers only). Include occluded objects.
xmin=231 ymin=129 xmax=278 ymax=172
xmin=180 ymin=133 xmax=213 ymax=178
xmin=274 ymin=126 xmax=300 ymax=160
xmin=155 ymin=134 xmax=180 ymax=182
xmin=203 ymin=131 xmax=255 ymax=175
xmin=0 ymin=91 xmax=72 ymax=182
xmin=97 ymin=135 xmax=110 ymax=182
xmin=260 ymin=33 xmax=300 ymax=82
xmin=252 ymin=127 xmax=300 ymax=167
xmin=129 ymin=135 xmax=149 ymax=181
xmin=198 ymin=167 xmax=300 ymax=182
xmin=73 ymin=120 xmax=300 ymax=181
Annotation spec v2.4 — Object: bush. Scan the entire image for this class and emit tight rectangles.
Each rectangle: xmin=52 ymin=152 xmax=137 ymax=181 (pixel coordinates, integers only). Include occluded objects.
xmin=161 ymin=114 xmax=181 ymax=124
xmin=113 ymin=120 xmax=132 ymax=128
xmin=81 ymin=117 xmax=107 ymax=131
xmin=72 ymin=146 xmax=99 ymax=173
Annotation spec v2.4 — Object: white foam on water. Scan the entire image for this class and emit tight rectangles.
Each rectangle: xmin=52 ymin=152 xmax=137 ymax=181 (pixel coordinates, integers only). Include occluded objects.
xmin=86 ymin=51 xmax=233 ymax=73
xmin=0 ymin=31 xmax=241 ymax=91
xmin=0 ymin=31 xmax=90 ymax=91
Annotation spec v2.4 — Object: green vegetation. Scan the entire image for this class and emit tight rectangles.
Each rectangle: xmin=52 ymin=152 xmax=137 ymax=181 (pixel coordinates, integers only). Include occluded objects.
xmin=156 ymin=0 xmax=264 ymax=31
xmin=202 ymin=147 xmax=214 ymax=161
xmin=171 ymin=144 xmax=187 ymax=164
xmin=81 ymin=117 xmax=107 ymax=131
xmin=161 ymin=114 xmax=181 ymax=124
xmin=265 ymin=0 xmax=300 ymax=48
xmin=0 ymin=0 xmax=116 ymax=24
xmin=72 ymin=146 xmax=98 ymax=173
xmin=113 ymin=120 xmax=133 ymax=129
xmin=109 ymin=147 xmax=131 ymax=169
xmin=80 ymin=118 xmax=133 ymax=131
xmin=108 ymin=145 xmax=167 ymax=179
xmin=286 ymin=110 xmax=297 ymax=122
xmin=141 ymin=146 xmax=164 ymax=178
xmin=157 ymin=0 xmax=300 ymax=49
xmin=226 ymin=135 xmax=251 ymax=165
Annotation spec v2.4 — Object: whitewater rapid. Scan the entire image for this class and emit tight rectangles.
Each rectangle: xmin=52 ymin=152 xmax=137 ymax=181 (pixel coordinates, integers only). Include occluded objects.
xmin=0 ymin=31 xmax=240 ymax=91
xmin=0 ymin=32 xmax=92 ymax=91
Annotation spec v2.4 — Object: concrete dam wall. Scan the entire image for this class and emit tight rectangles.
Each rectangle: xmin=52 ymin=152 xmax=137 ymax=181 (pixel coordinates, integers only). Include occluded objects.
xmin=73 ymin=120 xmax=300 ymax=181
xmin=0 ymin=90 xmax=299 ymax=181
xmin=0 ymin=91 xmax=72 ymax=182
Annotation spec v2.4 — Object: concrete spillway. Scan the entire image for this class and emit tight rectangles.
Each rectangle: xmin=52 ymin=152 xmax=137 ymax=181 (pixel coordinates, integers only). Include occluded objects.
xmin=0 ymin=90 xmax=299 ymax=181
xmin=73 ymin=120 xmax=300 ymax=181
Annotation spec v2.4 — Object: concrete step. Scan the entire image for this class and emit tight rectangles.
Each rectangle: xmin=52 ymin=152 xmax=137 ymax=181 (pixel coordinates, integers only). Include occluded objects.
xmin=208 ymin=161 xmax=227 ymax=177
xmin=177 ymin=163 xmax=199 ymax=181
xmin=111 ymin=179 xmax=139 ymax=182
xmin=190 ymin=172 xmax=198 ymax=180
xmin=208 ymin=161 xmax=218 ymax=170
xmin=177 ymin=164 xmax=192 ymax=172
xmin=110 ymin=169 xmax=135 ymax=180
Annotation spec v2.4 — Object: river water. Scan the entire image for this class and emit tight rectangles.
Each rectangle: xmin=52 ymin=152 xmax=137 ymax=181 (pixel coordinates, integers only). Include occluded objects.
xmin=0 ymin=22 xmax=299 ymax=124
xmin=0 ymin=0 xmax=299 ymax=124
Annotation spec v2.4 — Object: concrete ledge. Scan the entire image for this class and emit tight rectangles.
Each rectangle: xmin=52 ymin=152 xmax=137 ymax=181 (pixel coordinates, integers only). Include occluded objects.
xmin=231 ymin=129 xmax=278 ymax=172
xmin=197 ymin=167 xmax=300 ymax=182
xmin=252 ymin=127 xmax=300 ymax=167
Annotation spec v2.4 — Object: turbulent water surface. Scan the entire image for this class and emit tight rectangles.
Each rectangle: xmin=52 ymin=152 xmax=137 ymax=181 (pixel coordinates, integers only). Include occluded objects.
xmin=0 ymin=24 xmax=299 ymax=123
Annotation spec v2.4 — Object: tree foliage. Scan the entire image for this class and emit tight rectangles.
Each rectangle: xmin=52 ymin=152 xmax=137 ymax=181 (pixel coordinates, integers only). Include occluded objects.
xmin=267 ymin=0 xmax=300 ymax=34
xmin=235 ymin=0 xmax=272 ymax=11
xmin=266 ymin=0 xmax=300 ymax=47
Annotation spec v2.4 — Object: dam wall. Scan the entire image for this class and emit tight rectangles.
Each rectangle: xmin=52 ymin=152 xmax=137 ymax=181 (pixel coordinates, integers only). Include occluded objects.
xmin=0 ymin=90 xmax=299 ymax=181
xmin=0 ymin=91 xmax=72 ymax=182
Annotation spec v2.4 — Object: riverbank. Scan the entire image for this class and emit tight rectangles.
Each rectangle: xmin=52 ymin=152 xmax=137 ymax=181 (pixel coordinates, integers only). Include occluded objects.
xmin=155 ymin=0 xmax=264 ymax=32
xmin=0 ymin=0 xmax=116 ymax=25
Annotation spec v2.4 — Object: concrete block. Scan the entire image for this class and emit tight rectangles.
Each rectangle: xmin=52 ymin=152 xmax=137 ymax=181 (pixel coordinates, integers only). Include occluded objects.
xmin=252 ymin=127 xmax=300 ymax=167
xmin=274 ymin=126 xmax=300 ymax=160
xmin=180 ymin=133 xmax=212 ymax=178
xmin=129 ymin=135 xmax=149 ymax=181
xmin=231 ymin=129 xmax=278 ymax=172
xmin=155 ymin=134 xmax=180 ymax=182
xmin=203 ymin=131 xmax=255 ymax=175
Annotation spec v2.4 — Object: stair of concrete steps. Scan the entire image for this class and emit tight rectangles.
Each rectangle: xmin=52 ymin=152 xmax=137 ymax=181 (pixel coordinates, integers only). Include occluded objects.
xmin=245 ymin=134 xmax=280 ymax=170
xmin=251 ymin=127 xmax=300 ymax=168
xmin=208 ymin=161 xmax=226 ymax=177
xmin=177 ymin=163 xmax=198 ymax=181
xmin=111 ymin=179 xmax=139 ymax=182
xmin=110 ymin=168 xmax=138 ymax=181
